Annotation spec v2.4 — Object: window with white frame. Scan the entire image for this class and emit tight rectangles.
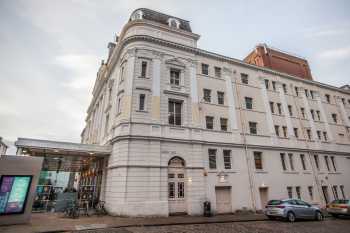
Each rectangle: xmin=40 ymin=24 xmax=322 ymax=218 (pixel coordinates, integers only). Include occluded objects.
xmin=205 ymin=116 xmax=214 ymax=130
xmin=170 ymin=68 xmax=180 ymax=86
xmin=296 ymin=186 xmax=301 ymax=199
xmin=214 ymin=66 xmax=221 ymax=78
xmin=141 ymin=61 xmax=147 ymax=78
xmin=287 ymin=186 xmax=293 ymax=198
xmin=138 ymin=94 xmax=146 ymax=111
xmin=201 ymin=63 xmax=209 ymax=75
xmin=308 ymin=186 xmax=314 ymax=200
xmin=203 ymin=89 xmax=211 ymax=102
xmin=217 ymin=91 xmax=225 ymax=105
xmin=288 ymin=153 xmax=295 ymax=171
xmin=249 ymin=122 xmax=257 ymax=135
xmin=300 ymin=154 xmax=307 ymax=170
xmin=168 ymin=99 xmax=182 ymax=126
xmin=223 ymin=150 xmax=232 ymax=169
xmin=208 ymin=149 xmax=217 ymax=169
xmin=117 ymin=96 xmax=123 ymax=114
xmin=119 ymin=66 xmax=125 ymax=83
xmin=220 ymin=118 xmax=228 ymax=131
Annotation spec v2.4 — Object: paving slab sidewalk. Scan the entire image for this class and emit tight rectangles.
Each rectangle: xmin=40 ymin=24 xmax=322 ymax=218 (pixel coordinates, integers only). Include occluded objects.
xmin=0 ymin=212 xmax=267 ymax=233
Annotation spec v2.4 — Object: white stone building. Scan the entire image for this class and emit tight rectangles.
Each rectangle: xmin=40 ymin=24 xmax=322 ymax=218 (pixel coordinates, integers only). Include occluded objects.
xmin=80 ymin=8 xmax=350 ymax=216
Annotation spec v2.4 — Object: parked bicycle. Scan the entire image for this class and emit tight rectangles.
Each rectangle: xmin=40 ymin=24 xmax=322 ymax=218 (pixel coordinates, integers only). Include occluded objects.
xmin=64 ymin=199 xmax=79 ymax=219
xmin=95 ymin=201 xmax=107 ymax=216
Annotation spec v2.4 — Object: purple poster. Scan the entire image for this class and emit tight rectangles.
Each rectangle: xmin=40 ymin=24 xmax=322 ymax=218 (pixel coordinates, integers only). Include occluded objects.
xmin=0 ymin=175 xmax=32 ymax=215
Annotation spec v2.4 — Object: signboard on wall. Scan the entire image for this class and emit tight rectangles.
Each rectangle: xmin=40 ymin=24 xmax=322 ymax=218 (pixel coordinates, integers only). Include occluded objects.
xmin=0 ymin=175 xmax=32 ymax=215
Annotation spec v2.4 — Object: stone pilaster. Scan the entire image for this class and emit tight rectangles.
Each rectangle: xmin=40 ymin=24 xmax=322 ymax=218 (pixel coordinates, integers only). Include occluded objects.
xmin=151 ymin=51 xmax=163 ymax=122
xmin=224 ymin=67 xmax=238 ymax=131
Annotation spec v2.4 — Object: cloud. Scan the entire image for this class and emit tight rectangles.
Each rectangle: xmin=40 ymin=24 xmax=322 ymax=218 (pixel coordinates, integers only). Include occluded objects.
xmin=318 ymin=47 xmax=350 ymax=60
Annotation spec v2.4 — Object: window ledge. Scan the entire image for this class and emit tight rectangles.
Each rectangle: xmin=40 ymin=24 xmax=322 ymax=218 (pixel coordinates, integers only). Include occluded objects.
xmin=255 ymin=170 xmax=268 ymax=174
xmin=302 ymin=171 xmax=312 ymax=174
xmin=136 ymin=110 xmax=148 ymax=113
xmin=283 ymin=171 xmax=299 ymax=174
xmin=328 ymin=172 xmax=341 ymax=175
xmin=137 ymin=76 xmax=150 ymax=79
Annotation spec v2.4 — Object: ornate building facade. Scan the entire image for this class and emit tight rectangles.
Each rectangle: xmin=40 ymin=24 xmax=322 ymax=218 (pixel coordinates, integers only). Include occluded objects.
xmin=81 ymin=8 xmax=350 ymax=216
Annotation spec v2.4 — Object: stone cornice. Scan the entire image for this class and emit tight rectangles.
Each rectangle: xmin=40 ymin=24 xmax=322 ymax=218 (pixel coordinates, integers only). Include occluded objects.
xmin=110 ymin=134 xmax=350 ymax=156
xmin=108 ymin=34 xmax=350 ymax=96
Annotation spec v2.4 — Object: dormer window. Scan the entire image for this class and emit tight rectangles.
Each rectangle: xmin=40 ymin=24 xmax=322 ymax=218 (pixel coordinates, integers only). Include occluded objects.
xmin=131 ymin=10 xmax=143 ymax=20
xmin=168 ymin=18 xmax=180 ymax=29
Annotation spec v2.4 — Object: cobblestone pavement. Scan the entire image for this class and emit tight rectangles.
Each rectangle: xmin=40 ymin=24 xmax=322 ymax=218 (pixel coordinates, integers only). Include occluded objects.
xmin=77 ymin=218 xmax=350 ymax=233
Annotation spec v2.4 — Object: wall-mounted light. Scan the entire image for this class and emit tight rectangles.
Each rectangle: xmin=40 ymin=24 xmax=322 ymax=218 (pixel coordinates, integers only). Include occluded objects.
xmin=219 ymin=175 xmax=226 ymax=183
xmin=188 ymin=177 xmax=192 ymax=183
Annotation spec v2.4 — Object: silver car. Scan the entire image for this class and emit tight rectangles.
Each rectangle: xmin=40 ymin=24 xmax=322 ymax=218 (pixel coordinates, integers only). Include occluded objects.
xmin=264 ymin=199 xmax=323 ymax=222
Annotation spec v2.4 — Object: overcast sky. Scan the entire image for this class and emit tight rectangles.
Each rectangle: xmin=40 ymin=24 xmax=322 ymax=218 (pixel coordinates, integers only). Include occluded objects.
xmin=1 ymin=0 xmax=349 ymax=154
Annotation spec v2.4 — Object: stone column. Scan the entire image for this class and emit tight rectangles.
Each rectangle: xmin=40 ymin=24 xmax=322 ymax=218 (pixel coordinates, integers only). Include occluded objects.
xmin=151 ymin=51 xmax=162 ymax=122
xmin=316 ymin=92 xmax=334 ymax=142
xmin=336 ymin=96 xmax=350 ymax=127
xmin=277 ymin=82 xmax=296 ymax=139
xmin=258 ymin=76 xmax=276 ymax=143
xmin=224 ymin=67 xmax=238 ymax=131
xmin=124 ymin=48 xmax=137 ymax=120
xmin=300 ymin=87 xmax=319 ymax=143
xmin=189 ymin=61 xmax=200 ymax=127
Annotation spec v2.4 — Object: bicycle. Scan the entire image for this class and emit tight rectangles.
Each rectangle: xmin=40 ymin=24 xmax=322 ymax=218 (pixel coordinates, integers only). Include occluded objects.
xmin=64 ymin=200 xmax=79 ymax=219
xmin=95 ymin=201 xmax=107 ymax=216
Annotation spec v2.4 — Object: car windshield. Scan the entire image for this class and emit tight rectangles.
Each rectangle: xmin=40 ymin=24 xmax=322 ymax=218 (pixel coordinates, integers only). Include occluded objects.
xmin=267 ymin=200 xmax=283 ymax=205
xmin=332 ymin=200 xmax=349 ymax=204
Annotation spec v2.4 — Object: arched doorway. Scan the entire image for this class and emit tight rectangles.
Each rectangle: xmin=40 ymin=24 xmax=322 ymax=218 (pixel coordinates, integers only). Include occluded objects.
xmin=168 ymin=157 xmax=187 ymax=215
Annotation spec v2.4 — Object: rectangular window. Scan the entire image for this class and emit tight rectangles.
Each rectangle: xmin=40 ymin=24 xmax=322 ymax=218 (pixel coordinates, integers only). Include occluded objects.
xmin=168 ymin=182 xmax=175 ymax=198
xmin=241 ymin=73 xmax=248 ymax=84
xmin=330 ymin=156 xmax=337 ymax=171
xmin=282 ymin=84 xmax=287 ymax=94
xmin=288 ymin=153 xmax=295 ymax=171
xmin=280 ymin=153 xmax=287 ymax=171
xmin=310 ymin=90 xmax=314 ymax=99
xmin=316 ymin=110 xmax=321 ymax=121
xmin=288 ymin=105 xmax=293 ymax=116
xmin=332 ymin=185 xmax=339 ymax=200
xmin=294 ymin=128 xmax=299 ymax=138
xmin=220 ymin=118 xmax=228 ymax=131
xmin=208 ymin=149 xmax=217 ymax=169
xmin=139 ymin=94 xmax=146 ymax=111
xmin=117 ymin=97 xmax=122 ymax=114
xmin=141 ymin=61 xmax=147 ymax=78
xmin=300 ymin=154 xmax=307 ymax=170
xmin=325 ymin=94 xmax=330 ymax=103
xmin=324 ymin=156 xmax=330 ymax=171
xmin=282 ymin=126 xmax=288 ymax=138
xmin=201 ymin=63 xmax=209 ymax=75
xmin=275 ymin=125 xmax=280 ymax=137
xmin=249 ymin=122 xmax=257 ymax=135
xmin=104 ymin=114 xmax=109 ymax=136
xmin=217 ymin=91 xmax=224 ymax=105
xmin=296 ymin=186 xmax=301 ymax=199
xmin=307 ymin=129 xmax=312 ymax=140
xmin=272 ymin=81 xmax=276 ymax=91
xmin=223 ymin=150 xmax=232 ymax=169
xmin=203 ymin=89 xmax=211 ymax=102
xmin=314 ymin=155 xmax=320 ymax=170
xmin=178 ymin=182 xmax=184 ymax=198
xmin=168 ymin=100 xmax=182 ymax=126
xmin=254 ymin=151 xmax=263 ymax=170
xmin=340 ymin=185 xmax=346 ymax=199
xmin=170 ymin=68 xmax=180 ymax=86
xmin=214 ymin=66 xmax=221 ymax=77
xmin=323 ymin=131 xmax=328 ymax=141
xmin=317 ymin=130 xmax=321 ymax=140
xmin=108 ymin=87 xmax=113 ymax=103
xmin=301 ymin=107 xmax=305 ymax=118
xmin=305 ymin=89 xmax=309 ymax=97
xmin=277 ymin=103 xmax=282 ymax=115
xmin=206 ymin=116 xmax=214 ymax=129
xmin=310 ymin=109 xmax=315 ymax=120
xmin=308 ymin=186 xmax=314 ymax=200
xmin=269 ymin=101 xmax=275 ymax=114
xmin=332 ymin=113 xmax=337 ymax=123
xmin=245 ymin=97 xmax=253 ymax=109
xmin=264 ymin=79 xmax=269 ymax=89
xmin=287 ymin=186 xmax=293 ymax=198
xmin=295 ymin=86 xmax=299 ymax=96
xmin=119 ymin=66 xmax=125 ymax=83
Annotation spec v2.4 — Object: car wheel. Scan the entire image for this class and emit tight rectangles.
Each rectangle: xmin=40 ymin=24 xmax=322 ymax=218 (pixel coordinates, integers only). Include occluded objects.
xmin=315 ymin=211 xmax=323 ymax=221
xmin=287 ymin=212 xmax=296 ymax=222
xmin=331 ymin=213 xmax=338 ymax=218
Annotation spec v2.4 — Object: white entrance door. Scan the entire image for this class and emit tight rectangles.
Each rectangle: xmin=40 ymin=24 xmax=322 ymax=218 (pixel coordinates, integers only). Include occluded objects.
xmin=168 ymin=157 xmax=186 ymax=215
xmin=215 ymin=186 xmax=232 ymax=214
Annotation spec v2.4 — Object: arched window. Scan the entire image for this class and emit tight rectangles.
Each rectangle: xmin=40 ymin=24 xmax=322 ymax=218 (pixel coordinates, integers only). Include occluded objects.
xmin=131 ymin=10 xmax=143 ymax=21
xmin=168 ymin=18 xmax=180 ymax=29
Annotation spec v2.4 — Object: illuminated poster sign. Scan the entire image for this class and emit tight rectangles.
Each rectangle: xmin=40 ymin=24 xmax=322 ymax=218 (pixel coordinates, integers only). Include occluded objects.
xmin=0 ymin=175 xmax=32 ymax=215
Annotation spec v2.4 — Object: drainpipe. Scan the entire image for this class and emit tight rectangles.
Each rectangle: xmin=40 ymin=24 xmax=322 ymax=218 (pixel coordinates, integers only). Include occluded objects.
xmin=233 ymin=71 xmax=257 ymax=211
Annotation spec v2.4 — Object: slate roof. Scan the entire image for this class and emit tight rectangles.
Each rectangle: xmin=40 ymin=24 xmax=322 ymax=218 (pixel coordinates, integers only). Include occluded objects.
xmin=129 ymin=8 xmax=192 ymax=32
